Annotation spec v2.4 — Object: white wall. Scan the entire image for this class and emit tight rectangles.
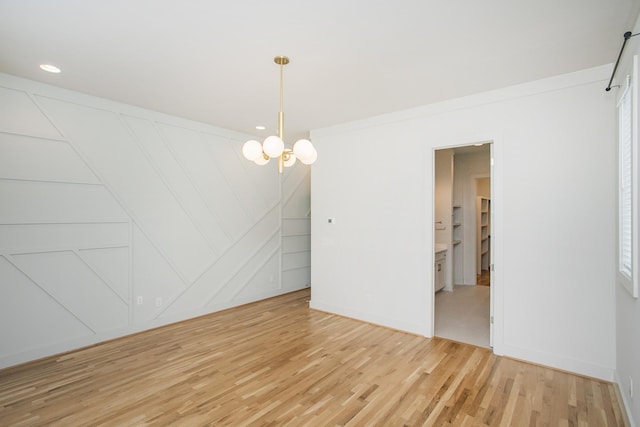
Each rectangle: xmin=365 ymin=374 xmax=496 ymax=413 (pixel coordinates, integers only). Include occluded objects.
xmin=434 ymin=150 xmax=453 ymax=246
xmin=434 ymin=149 xmax=453 ymax=290
xmin=614 ymin=14 xmax=640 ymax=426
xmin=310 ymin=64 xmax=617 ymax=381
xmin=282 ymin=164 xmax=311 ymax=289
xmin=0 ymin=73 xmax=310 ymax=369
xmin=477 ymin=177 xmax=490 ymax=198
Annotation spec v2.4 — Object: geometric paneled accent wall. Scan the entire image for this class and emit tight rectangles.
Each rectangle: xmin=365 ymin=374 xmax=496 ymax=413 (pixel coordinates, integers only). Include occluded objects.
xmin=0 ymin=73 xmax=310 ymax=368
xmin=282 ymin=164 xmax=311 ymax=290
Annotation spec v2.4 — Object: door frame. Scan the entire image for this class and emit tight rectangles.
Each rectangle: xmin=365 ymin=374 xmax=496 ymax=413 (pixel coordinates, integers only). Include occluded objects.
xmin=431 ymin=139 xmax=503 ymax=354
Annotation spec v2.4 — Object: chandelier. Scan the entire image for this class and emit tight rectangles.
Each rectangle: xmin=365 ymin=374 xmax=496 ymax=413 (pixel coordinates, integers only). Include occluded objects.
xmin=242 ymin=56 xmax=317 ymax=173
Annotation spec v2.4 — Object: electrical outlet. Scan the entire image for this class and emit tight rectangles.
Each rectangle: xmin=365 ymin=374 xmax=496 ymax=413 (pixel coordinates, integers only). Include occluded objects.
xmin=630 ymin=376 xmax=634 ymax=399
xmin=136 ymin=296 xmax=143 ymax=305
xmin=155 ymin=297 xmax=162 ymax=307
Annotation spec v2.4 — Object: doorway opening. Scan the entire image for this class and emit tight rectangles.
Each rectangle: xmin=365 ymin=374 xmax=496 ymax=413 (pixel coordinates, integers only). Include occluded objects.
xmin=433 ymin=142 xmax=493 ymax=348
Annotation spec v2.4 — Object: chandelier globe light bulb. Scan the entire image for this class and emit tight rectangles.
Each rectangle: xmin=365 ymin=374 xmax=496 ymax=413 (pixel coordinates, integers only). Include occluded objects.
xmin=263 ymin=135 xmax=285 ymax=158
xmin=242 ymin=140 xmax=263 ymax=161
xmin=293 ymin=139 xmax=314 ymax=161
xmin=254 ymin=154 xmax=270 ymax=165
xmin=298 ymin=148 xmax=317 ymax=165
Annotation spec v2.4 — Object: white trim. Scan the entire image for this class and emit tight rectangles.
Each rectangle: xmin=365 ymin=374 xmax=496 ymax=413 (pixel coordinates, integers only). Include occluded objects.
xmin=0 ymin=287 xmax=301 ymax=370
xmin=428 ymin=134 xmax=504 ymax=355
xmin=503 ymin=344 xmax=615 ymax=382
xmin=617 ymin=75 xmax=632 ymax=108
xmin=614 ymin=370 xmax=638 ymax=427
xmin=633 ymin=55 xmax=640 ymax=298
xmin=312 ymin=65 xmax=612 ymax=140
xmin=617 ymin=56 xmax=639 ymax=298
xmin=0 ymin=72 xmax=257 ymax=142
xmin=310 ymin=299 xmax=428 ymax=337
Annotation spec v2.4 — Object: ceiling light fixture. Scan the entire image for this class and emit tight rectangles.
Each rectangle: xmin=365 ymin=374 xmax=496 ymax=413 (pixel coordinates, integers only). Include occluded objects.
xmin=242 ymin=56 xmax=317 ymax=173
xmin=39 ymin=64 xmax=61 ymax=73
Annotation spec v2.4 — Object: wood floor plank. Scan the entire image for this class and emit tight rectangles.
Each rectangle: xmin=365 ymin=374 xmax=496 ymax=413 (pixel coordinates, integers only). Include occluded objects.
xmin=0 ymin=289 xmax=628 ymax=426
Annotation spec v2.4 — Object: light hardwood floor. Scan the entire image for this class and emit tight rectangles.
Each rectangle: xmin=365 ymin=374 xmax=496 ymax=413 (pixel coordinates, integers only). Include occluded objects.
xmin=0 ymin=289 xmax=627 ymax=426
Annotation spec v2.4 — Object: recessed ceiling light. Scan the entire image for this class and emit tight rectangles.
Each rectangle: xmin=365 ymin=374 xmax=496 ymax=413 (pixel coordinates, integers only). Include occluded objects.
xmin=39 ymin=64 xmax=61 ymax=73
xmin=255 ymin=125 xmax=266 ymax=130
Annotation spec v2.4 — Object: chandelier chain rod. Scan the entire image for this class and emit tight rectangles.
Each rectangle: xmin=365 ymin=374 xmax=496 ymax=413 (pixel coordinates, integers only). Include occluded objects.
xmin=279 ymin=61 xmax=284 ymax=114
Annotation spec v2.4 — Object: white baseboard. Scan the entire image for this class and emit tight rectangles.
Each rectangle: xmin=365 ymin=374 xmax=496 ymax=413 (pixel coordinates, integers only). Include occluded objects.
xmin=614 ymin=370 xmax=637 ymax=427
xmin=309 ymin=299 xmax=429 ymax=337
xmin=0 ymin=286 xmax=307 ymax=370
xmin=501 ymin=344 xmax=615 ymax=382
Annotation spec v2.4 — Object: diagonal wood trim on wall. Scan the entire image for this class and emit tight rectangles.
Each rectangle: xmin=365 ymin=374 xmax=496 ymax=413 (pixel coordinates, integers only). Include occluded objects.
xmin=0 ymin=74 xmax=310 ymax=368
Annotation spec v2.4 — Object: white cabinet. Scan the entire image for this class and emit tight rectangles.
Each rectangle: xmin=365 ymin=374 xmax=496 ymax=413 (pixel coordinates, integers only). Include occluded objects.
xmin=435 ymin=250 xmax=446 ymax=292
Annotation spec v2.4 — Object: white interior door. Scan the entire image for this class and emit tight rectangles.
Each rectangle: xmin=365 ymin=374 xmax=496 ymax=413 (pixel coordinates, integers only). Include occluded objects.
xmin=489 ymin=145 xmax=495 ymax=348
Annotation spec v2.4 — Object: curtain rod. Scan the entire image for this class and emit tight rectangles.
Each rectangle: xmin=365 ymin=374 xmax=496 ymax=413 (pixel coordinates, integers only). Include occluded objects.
xmin=606 ymin=31 xmax=639 ymax=91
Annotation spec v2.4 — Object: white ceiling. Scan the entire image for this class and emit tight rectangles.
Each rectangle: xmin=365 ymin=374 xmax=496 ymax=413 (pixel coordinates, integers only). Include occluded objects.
xmin=1 ymin=1 xmax=639 ymax=142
